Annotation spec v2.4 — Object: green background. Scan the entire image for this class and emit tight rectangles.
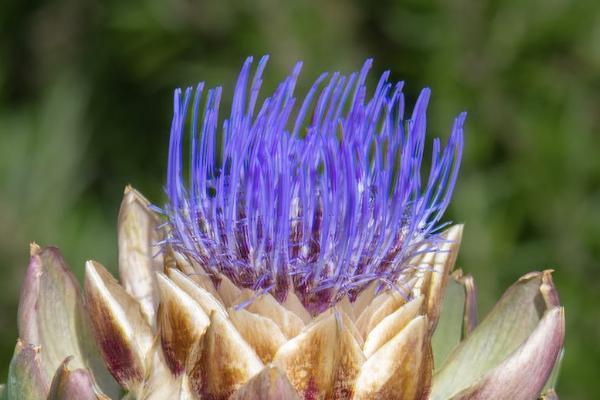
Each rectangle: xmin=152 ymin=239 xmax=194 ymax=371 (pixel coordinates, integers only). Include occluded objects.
xmin=1 ymin=0 xmax=598 ymax=397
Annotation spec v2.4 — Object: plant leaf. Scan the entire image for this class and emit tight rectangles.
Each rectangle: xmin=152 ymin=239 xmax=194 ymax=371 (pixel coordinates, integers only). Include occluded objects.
xmin=431 ymin=271 xmax=564 ymax=400
xmin=17 ymin=245 xmax=119 ymax=397
xmin=6 ymin=341 xmax=48 ymax=400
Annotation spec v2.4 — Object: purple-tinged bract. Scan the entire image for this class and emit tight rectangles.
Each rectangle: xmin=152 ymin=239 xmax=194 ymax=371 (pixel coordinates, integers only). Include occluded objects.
xmin=165 ymin=56 xmax=465 ymax=314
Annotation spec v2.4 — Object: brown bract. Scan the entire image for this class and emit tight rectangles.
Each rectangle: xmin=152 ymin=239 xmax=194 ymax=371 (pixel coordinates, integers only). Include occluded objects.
xmin=84 ymin=260 xmax=153 ymax=393
xmin=156 ymin=273 xmax=209 ymax=375
xmin=187 ymin=311 xmax=264 ymax=399
xmin=229 ymin=366 xmax=301 ymax=400
xmin=273 ymin=312 xmax=364 ymax=399
xmin=353 ymin=316 xmax=431 ymax=400
xmin=118 ymin=186 xmax=164 ymax=327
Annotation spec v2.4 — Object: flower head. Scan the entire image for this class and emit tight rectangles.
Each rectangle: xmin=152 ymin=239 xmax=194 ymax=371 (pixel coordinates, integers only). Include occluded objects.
xmin=165 ymin=56 xmax=465 ymax=313
xmin=2 ymin=57 xmax=564 ymax=400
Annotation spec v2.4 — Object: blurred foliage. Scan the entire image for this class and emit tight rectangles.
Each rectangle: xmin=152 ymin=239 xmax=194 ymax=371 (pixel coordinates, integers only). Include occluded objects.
xmin=0 ymin=0 xmax=599 ymax=397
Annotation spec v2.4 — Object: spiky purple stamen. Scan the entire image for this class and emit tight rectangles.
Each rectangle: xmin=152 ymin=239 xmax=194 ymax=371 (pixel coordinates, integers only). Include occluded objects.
xmin=165 ymin=56 xmax=465 ymax=314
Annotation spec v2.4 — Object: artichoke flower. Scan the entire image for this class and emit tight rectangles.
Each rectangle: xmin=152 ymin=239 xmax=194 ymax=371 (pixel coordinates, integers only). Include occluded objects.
xmin=1 ymin=57 xmax=564 ymax=400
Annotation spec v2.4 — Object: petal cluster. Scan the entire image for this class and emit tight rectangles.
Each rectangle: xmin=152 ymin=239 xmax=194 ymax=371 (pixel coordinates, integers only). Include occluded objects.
xmin=2 ymin=187 xmax=565 ymax=400
xmin=165 ymin=57 xmax=465 ymax=312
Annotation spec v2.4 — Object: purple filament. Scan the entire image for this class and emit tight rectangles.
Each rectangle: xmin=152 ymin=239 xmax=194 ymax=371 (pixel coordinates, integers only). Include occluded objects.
xmin=164 ymin=56 xmax=465 ymax=314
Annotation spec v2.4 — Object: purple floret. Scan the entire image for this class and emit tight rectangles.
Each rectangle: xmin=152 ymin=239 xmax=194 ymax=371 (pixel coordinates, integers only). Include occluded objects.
xmin=164 ymin=56 xmax=465 ymax=314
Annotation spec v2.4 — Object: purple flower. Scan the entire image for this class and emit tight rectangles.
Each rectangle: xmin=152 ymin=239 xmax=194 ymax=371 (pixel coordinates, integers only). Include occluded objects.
xmin=165 ymin=56 xmax=465 ymax=314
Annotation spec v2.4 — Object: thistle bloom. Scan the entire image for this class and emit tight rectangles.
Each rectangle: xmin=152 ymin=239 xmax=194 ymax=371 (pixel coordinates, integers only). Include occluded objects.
xmin=1 ymin=57 xmax=564 ymax=400
xmin=165 ymin=56 xmax=464 ymax=315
